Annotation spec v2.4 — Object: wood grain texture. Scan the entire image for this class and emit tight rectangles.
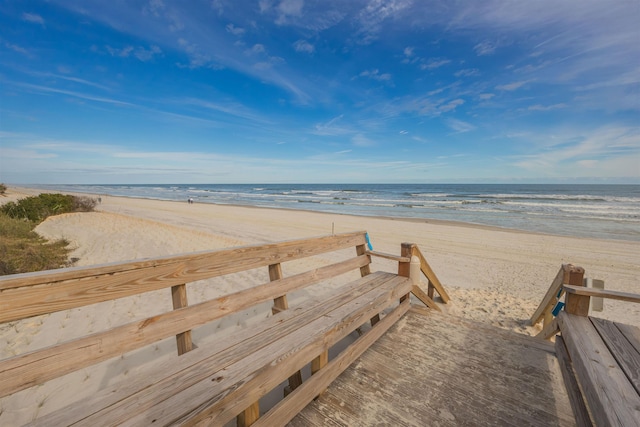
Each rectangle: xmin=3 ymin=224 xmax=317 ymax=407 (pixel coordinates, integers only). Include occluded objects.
xmin=0 ymin=255 xmax=370 ymax=399
xmin=292 ymin=310 xmax=575 ymax=426
xmin=171 ymin=284 xmax=193 ymax=355
xmin=411 ymin=284 xmax=441 ymax=311
xmin=531 ymin=265 xmax=567 ymax=326
xmin=591 ymin=317 xmax=640 ymax=396
xmin=0 ymin=231 xmax=367 ymax=322
xmin=412 ymin=245 xmax=450 ymax=303
xmin=555 ymin=336 xmax=593 ymax=427
xmin=254 ymin=300 xmax=411 ymax=427
xmin=135 ymin=276 xmax=412 ymax=426
xmin=30 ymin=273 xmax=410 ymax=426
xmin=365 ymin=251 xmax=410 ymax=263
xmin=558 ymin=312 xmax=640 ymax=426
xmin=564 ymin=285 xmax=640 ymax=304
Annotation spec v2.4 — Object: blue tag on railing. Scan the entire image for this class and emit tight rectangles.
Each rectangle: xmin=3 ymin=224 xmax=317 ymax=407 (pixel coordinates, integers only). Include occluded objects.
xmin=552 ymin=301 xmax=565 ymax=316
xmin=365 ymin=233 xmax=373 ymax=251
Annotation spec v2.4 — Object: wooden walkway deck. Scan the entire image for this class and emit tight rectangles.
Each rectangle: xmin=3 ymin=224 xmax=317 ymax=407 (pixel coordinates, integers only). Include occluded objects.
xmin=290 ymin=308 xmax=576 ymax=426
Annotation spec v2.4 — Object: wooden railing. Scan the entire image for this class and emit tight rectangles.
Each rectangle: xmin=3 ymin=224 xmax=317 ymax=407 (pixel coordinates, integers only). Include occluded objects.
xmin=368 ymin=243 xmax=449 ymax=311
xmin=530 ymin=264 xmax=584 ymax=337
xmin=0 ymin=231 xmax=449 ymax=426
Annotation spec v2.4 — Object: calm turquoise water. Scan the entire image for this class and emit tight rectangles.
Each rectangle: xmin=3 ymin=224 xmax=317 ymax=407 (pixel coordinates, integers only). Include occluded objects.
xmin=42 ymin=184 xmax=640 ymax=242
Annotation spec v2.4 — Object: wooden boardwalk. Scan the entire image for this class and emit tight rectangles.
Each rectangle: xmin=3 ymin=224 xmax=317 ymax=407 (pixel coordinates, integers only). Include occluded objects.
xmin=290 ymin=308 xmax=576 ymax=426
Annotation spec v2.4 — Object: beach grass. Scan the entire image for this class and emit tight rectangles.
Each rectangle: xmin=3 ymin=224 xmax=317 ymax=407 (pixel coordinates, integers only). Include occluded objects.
xmin=0 ymin=193 xmax=97 ymax=275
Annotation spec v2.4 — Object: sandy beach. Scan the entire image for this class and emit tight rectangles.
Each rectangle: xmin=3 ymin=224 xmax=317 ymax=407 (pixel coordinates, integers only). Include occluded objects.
xmin=1 ymin=187 xmax=639 ymax=424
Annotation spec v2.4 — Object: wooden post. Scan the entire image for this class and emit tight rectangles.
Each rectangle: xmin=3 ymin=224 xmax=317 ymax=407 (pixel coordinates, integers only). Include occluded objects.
xmin=591 ymin=279 xmax=605 ymax=312
xmin=564 ymin=266 xmax=588 ymax=316
xmin=427 ymin=280 xmax=435 ymax=299
xmin=311 ymin=350 xmax=329 ymax=397
xmin=170 ymin=284 xmax=193 ymax=355
xmin=270 ymin=263 xmax=289 ymax=314
xmin=237 ymin=402 xmax=260 ymax=427
xmin=399 ymin=243 xmax=414 ymax=303
xmin=268 ymin=263 xmax=303 ymax=396
xmin=356 ymin=243 xmax=379 ymax=326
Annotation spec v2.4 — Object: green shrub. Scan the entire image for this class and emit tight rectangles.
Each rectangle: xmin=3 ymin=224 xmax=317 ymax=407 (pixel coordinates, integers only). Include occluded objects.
xmin=0 ymin=193 xmax=96 ymax=222
xmin=0 ymin=193 xmax=95 ymax=276
xmin=0 ymin=183 xmax=6 ymax=195
xmin=0 ymin=213 xmax=71 ymax=275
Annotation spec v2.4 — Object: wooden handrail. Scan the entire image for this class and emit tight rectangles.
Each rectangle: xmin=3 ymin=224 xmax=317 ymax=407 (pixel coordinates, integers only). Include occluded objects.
xmin=531 ymin=264 xmax=584 ymax=326
xmin=563 ymin=285 xmax=640 ymax=304
xmin=412 ymin=246 xmax=450 ymax=303
xmin=366 ymin=250 xmax=411 ymax=263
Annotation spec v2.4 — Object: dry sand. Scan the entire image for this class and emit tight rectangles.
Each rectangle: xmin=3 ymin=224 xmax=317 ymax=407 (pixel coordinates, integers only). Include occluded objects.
xmin=1 ymin=187 xmax=639 ymax=424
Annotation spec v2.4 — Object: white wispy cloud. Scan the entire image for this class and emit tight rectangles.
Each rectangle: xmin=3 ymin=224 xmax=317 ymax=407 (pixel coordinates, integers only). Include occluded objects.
xmin=293 ymin=39 xmax=314 ymax=53
xmin=446 ymin=118 xmax=476 ymax=133
xmin=352 ymin=133 xmax=375 ymax=147
xmin=276 ymin=0 xmax=304 ymax=25
xmin=420 ymin=58 xmax=451 ymax=70
xmin=4 ymin=42 xmax=30 ymax=55
xmin=14 ymin=82 xmax=134 ymax=106
xmin=104 ymin=45 xmax=162 ymax=61
xmin=358 ymin=69 xmax=392 ymax=82
xmin=454 ymin=68 xmax=480 ymax=77
xmin=496 ymin=80 xmax=533 ymax=91
xmin=512 ymin=125 xmax=640 ymax=178
xmin=527 ymin=103 xmax=567 ymax=111
xmin=474 ymin=40 xmax=496 ymax=56
xmin=22 ymin=13 xmax=45 ymax=25
xmin=355 ymin=0 xmax=412 ymax=44
xmin=225 ymin=23 xmax=245 ymax=36
xmin=313 ymin=115 xmax=352 ymax=136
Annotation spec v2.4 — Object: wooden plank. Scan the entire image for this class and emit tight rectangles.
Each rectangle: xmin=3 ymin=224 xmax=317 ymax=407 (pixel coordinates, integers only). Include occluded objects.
xmin=398 ymin=243 xmax=413 ymax=304
xmin=555 ymin=336 xmax=594 ymax=427
xmin=357 ymin=243 xmax=380 ymax=326
xmin=412 ymin=246 xmax=450 ymax=303
xmin=0 ymin=231 xmax=367 ymax=322
xmin=311 ymin=350 xmax=329 ymax=397
xmin=237 ymin=402 xmax=260 ymax=427
xmin=0 ymin=255 xmax=371 ymax=399
xmin=591 ymin=317 xmax=640 ymax=396
xmin=557 ymin=312 xmax=640 ymax=426
xmin=355 ymin=244 xmax=371 ymax=277
xmin=530 ymin=265 xmax=566 ymax=326
xmin=171 ymin=284 xmax=193 ymax=355
xmin=293 ymin=310 xmax=574 ymax=427
xmin=564 ymin=268 xmax=587 ymax=316
xmin=267 ymin=263 xmax=303 ymax=398
xmin=269 ymin=263 xmax=289 ymax=314
xmin=617 ymin=322 xmax=640 ymax=355
xmin=411 ymin=284 xmax=441 ymax=311
xmin=366 ymin=251 xmax=411 ymax=263
xmin=536 ymin=317 xmax=559 ymax=340
xmin=253 ymin=299 xmax=411 ymax=427
xmin=31 ymin=273 xmax=409 ymax=426
xmin=564 ymin=285 xmax=640 ymax=304
xmin=565 ymin=292 xmax=590 ymax=317
xmin=590 ymin=279 xmax=604 ymax=312
xmin=123 ymin=276 xmax=413 ymax=426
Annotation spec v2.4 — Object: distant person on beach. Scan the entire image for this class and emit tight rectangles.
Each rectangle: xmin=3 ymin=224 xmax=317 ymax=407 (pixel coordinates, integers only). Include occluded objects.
xmin=188 ymin=198 xmax=194 ymax=204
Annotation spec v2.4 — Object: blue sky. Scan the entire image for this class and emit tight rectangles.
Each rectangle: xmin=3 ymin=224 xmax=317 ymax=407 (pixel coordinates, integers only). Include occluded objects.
xmin=1 ymin=0 xmax=638 ymax=184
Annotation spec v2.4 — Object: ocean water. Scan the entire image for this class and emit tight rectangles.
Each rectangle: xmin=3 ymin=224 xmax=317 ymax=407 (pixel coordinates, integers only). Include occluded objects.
xmin=42 ymin=184 xmax=640 ymax=242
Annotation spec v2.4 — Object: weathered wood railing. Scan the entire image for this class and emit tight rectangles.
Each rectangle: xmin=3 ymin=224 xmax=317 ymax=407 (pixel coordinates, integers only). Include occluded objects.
xmin=530 ymin=264 xmax=585 ymax=336
xmin=531 ymin=264 xmax=640 ymax=426
xmin=0 ymin=231 xmax=447 ymax=426
xmin=368 ymin=244 xmax=450 ymax=311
